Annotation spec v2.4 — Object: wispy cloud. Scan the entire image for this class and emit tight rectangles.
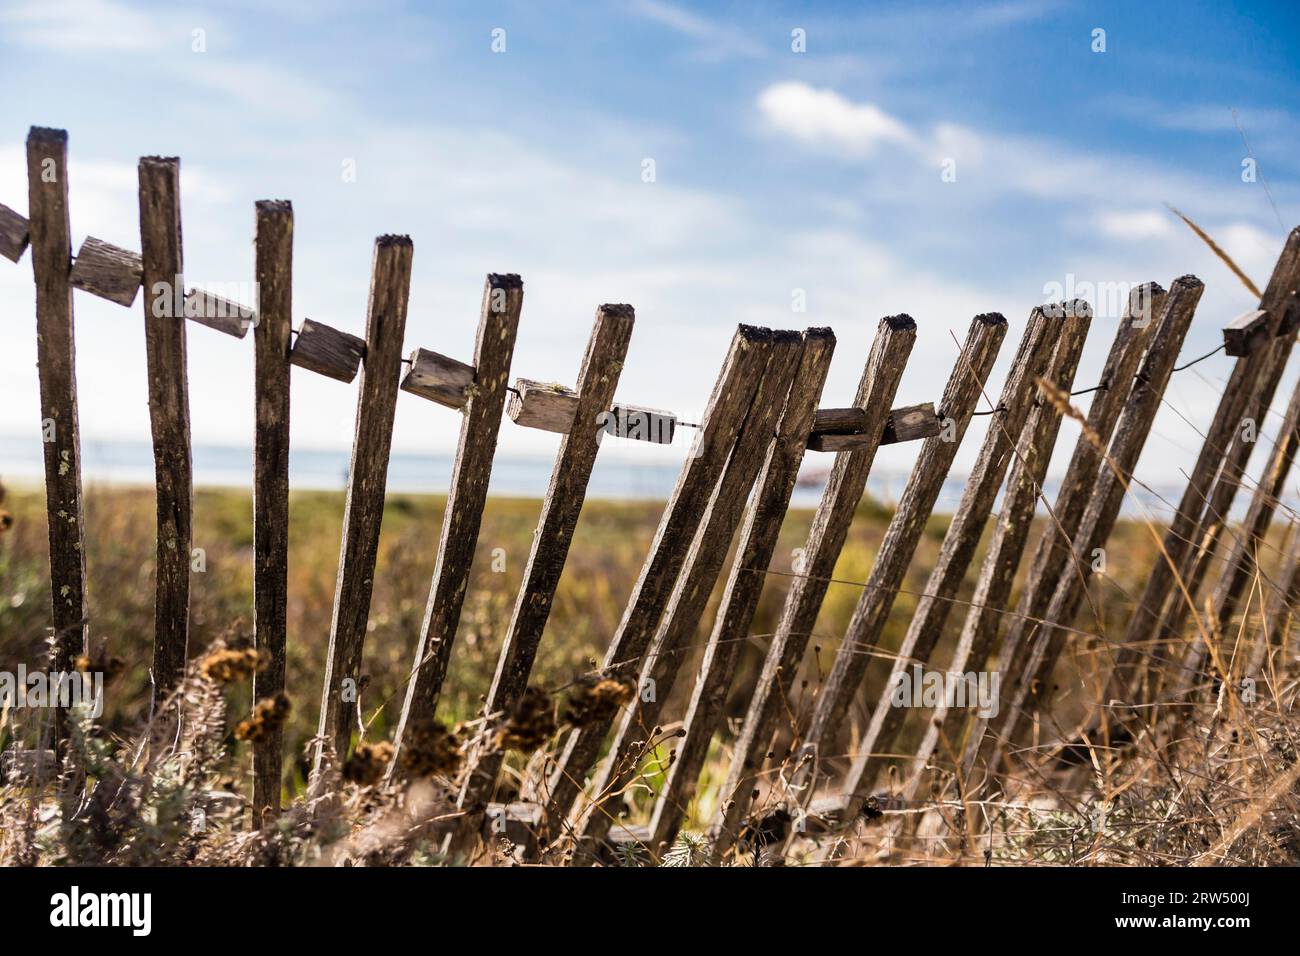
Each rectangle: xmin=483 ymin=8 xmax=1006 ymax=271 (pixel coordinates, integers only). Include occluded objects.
xmin=0 ymin=0 xmax=174 ymax=51
xmin=626 ymin=0 xmax=764 ymax=60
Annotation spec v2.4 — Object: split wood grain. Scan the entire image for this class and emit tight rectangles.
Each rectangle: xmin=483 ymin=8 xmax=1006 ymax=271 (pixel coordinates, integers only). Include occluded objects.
xmin=27 ymin=127 xmax=87 ymax=723
xmin=251 ymin=200 xmax=293 ymax=825
xmin=574 ymin=330 xmax=804 ymax=857
xmin=647 ymin=328 xmax=836 ymax=855
xmin=445 ymin=303 xmax=633 ymax=857
xmin=536 ymin=324 xmax=776 ymax=841
xmin=70 ymin=236 xmax=141 ymax=307
xmin=705 ymin=314 xmax=920 ymax=862
xmin=392 ymin=274 xmax=523 ymax=748
xmin=290 ymin=318 xmax=366 ymax=383
xmin=138 ymin=156 xmax=193 ymax=704
xmin=813 ymin=305 xmax=1065 ymax=815
xmin=313 ymin=236 xmax=414 ymax=768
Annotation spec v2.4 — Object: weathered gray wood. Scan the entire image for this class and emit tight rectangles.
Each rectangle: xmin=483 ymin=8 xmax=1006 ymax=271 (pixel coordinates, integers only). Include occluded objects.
xmin=392 ymin=274 xmax=523 ymax=748
xmin=138 ymin=156 xmax=193 ymax=703
xmin=313 ymin=236 xmax=414 ymax=768
xmin=506 ymin=378 xmax=676 ymax=443
xmin=70 ymin=236 xmax=141 ymax=307
xmin=807 ymin=402 xmax=939 ymax=451
xmin=507 ymin=378 xmax=580 ymax=432
xmin=604 ymin=403 xmax=676 ymax=444
xmin=882 ymin=402 xmax=941 ymax=445
xmin=574 ymin=330 xmax=804 ymax=858
xmin=535 ymin=324 xmax=778 ymax=840
xmin=885 ymin=305 xmax=1093 ymax=808
xmin=1095 ymin=233 xmax=1300 ymax=715
xmin=804 ymin=306 xmax=1063 ymax=817
xmin=290 ymin=318 xmax=366 ymax=383
xmin=987 ymin=275 xmax=1204 ymax=770
xmin=251 ymin=200 xmax=292 ymax=826
xmin=647 ymin=328 xmax=836 ymax=855
xmin=185 ymin=287 xmax=254 ymax=338
xmin=962 ymin=283 xmax=1164 ymax=777
xmin=445 ymin=304 xmax=633 ymax=857
xmin=0 ymin=202 xmax=29 ymax=262
xmin=1223 ymin=308 xmax=1269 ymax=357
xmin=704 ymin=313 xmax=922 ymax=862
xmin=402 ymin=347 xmax=476 ymax=409
xmin=1161 ymin=297 xmax=1300 ymax=705
xmin=1250 ymin=518 xmax=1300 ymax=675
xmin=27 ymin=128 xmax=87 ymax=725
xmin=1208 ymin=370 xmax=1300 ymax=631
xmin=1157 ymin=292 xmax=1300 ymax=664
xmin=811 ymin=407 xmax=864 ymax=434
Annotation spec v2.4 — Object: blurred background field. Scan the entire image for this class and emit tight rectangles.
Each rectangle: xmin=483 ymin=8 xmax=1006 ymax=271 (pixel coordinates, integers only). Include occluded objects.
xmin=0 ymin=481 xmax=1161 ymax=826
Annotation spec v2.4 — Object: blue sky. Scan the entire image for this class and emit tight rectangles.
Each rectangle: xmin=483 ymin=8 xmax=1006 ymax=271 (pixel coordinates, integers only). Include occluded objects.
xmin=1 ymin=0 xmax=1298 ymax=493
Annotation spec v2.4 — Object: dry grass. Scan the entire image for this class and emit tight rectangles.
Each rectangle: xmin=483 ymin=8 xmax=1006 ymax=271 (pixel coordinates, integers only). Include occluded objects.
xmin=1 ymin=480 xmax=1296 ymax=866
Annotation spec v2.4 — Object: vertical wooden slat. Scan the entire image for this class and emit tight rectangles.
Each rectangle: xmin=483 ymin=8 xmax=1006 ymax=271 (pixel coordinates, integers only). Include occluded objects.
xmin=891 ymin=304 xmax=1093 ymax=805
xmin=810 ymin=305 xmax=1065 ymax=816
xmin=1113 ymin=232 xmax=1300 ymax=692
xmin=984 ymin=275 xmax=1204 ymax=770
xmin=572 ymin=330 xmax=803 ymax=857
xmin=536 ymin=325 xmax=775 ymax=840
xmin=1155 ymin=293 xmax=1300 ymax=701
xmin=313 ymin=235 xmax=413 ymax=769
xmin=392 ymin=273 xmax=522 ymax=752
xmin=251 ymin=200 xmax=293 ymax=824
xmin=646 ymin=328 xmax=836 ymax=854
xmin=27 ymin=127 xmax=86 ymax=743
xmin=1173 ymin=369 xmax=1300 ymax=699
xmin=445 ymin=303 xmax=633 ymax=856
xmin=970 ymin=284 xmax=1163 ymax=773
xmin=705 ymin=313 xmax=920 ymax=862
xmin=138 ymin=156 xmax=193 ymax=703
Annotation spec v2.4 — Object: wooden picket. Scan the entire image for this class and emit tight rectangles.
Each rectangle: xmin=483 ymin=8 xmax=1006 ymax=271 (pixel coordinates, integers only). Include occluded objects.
xmin=8 ymin=124 xmax=1300 ymax=868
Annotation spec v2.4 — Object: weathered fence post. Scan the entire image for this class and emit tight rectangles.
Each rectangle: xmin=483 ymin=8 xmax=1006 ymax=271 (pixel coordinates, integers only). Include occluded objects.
xmin=706 ymin=314 xmax=920 ymax=862
xmin=817 ymin=305 xmax=1069 ymax=824
xmin=444 ymin=302 xmax=633 ymax=856
xmin=313 ymin=235 xmax=413 ymax=770
xmin=984 ymin=275 xmax=1204 ymax=771
xmin=959 ymin=283 xmax=1164 ymax=779
xmin=138 ymin=156 xmax=193 ymax=704
xmin=27 ymin=127 xmax=86 ymax=746
xmin=1109 ymin=232 xmax=1300 ymax=707
xmin=894 ymin=302 xmax=1093 ymax=805
xmin=535 ymin=325 xmax=774 ymax=842
xmin=392 ymin=273 xmax=522 ymax=754
xmin=572 ymin=330 xmax=804 ymax=858
xmin=646 ymin=328 xmax=836 ymax=855
xmin=251 ymin=200 xmax=293 ymax=823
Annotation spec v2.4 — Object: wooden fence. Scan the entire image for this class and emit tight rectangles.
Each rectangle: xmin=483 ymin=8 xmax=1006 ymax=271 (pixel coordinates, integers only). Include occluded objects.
xmin=4 ymin=125 xmax=1300 ymax=864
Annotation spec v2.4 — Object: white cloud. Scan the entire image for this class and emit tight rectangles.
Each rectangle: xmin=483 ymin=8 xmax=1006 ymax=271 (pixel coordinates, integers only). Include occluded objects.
xmin=757 ymin=82 xmax=916 ymax=157
xmin=1095 ymin=209 xmax=1174 ymax=241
